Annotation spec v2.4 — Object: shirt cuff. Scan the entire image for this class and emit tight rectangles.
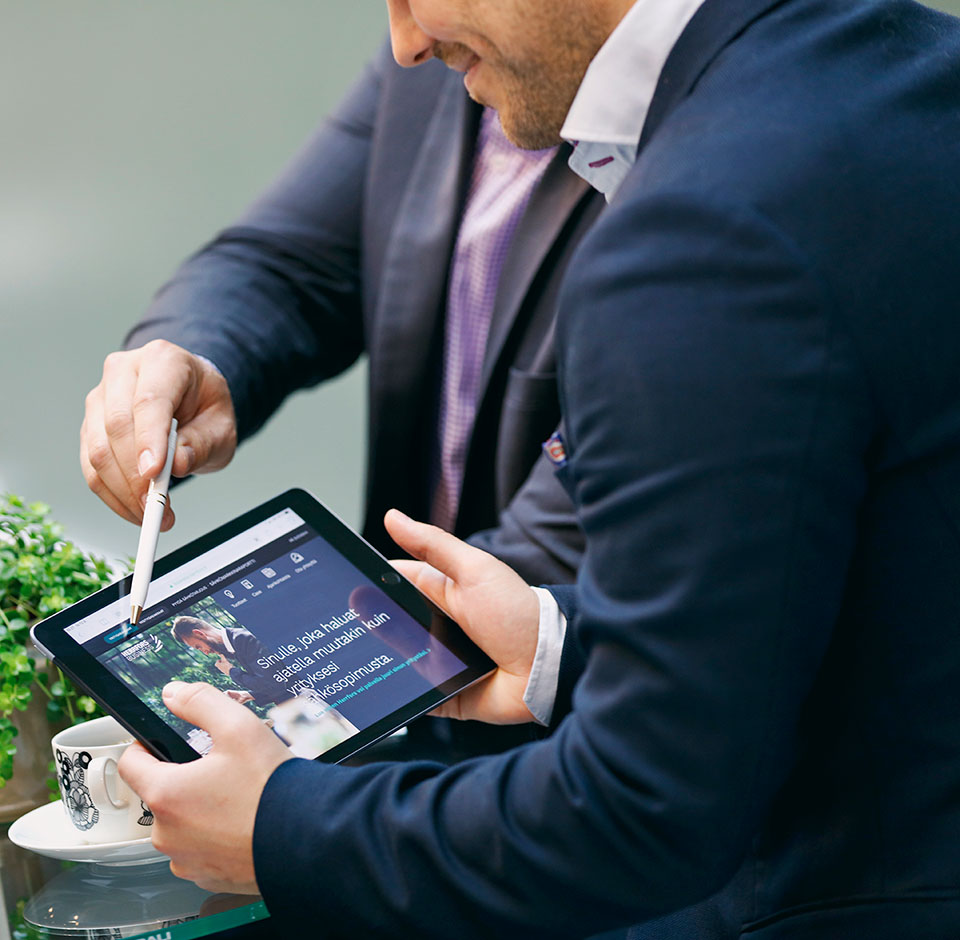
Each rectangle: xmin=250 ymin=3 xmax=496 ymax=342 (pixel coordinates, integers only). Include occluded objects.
xmin=522 ymin=587 xmax=568 ymax=726
xmin=194 ymin=353 xmax=224 ymax=377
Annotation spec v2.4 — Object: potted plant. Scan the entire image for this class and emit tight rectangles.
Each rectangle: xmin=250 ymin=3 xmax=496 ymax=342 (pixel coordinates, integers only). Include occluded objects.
xmin=0 ymin=494 xmax=113 ymax=820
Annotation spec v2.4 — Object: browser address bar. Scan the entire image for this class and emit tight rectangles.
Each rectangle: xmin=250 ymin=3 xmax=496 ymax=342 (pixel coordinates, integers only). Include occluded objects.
xmin=140 ymin=508 xmax=306 ymax=610
xmin=66 ymin=509 xmax=305 ymax=643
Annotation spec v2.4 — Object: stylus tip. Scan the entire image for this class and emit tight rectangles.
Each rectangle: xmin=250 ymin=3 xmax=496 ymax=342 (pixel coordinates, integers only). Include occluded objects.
xmin=130 ymin=605 xmax=142 ymax=626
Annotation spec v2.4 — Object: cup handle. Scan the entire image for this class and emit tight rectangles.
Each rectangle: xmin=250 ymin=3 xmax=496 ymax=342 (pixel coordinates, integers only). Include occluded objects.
xmin=86 ymin=757 xmax=129 ymax=810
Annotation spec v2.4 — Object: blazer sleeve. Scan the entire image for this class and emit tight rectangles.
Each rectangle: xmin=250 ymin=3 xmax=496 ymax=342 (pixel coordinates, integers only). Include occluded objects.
xmin=123 ymin=43 xmax=391 ymax=442
xmin=251 ymin=192 xmax=873 ymax=938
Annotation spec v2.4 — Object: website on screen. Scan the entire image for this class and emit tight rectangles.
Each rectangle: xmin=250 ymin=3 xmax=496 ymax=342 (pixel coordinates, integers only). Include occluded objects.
xmin=66 ymin=509 xmax=466 ymax=758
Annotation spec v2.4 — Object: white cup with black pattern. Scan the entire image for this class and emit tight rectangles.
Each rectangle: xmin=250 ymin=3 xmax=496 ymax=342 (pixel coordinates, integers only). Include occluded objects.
xmin=51 ymin=715 xmax=154 ymax=844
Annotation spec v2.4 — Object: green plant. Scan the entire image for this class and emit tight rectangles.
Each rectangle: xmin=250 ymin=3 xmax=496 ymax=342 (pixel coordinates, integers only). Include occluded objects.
xmin=0 ymin=494 xmax=116 ymax=786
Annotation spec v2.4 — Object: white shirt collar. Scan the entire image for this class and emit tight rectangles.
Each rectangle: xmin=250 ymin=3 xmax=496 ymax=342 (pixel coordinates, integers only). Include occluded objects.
xmin=561 ymin=0 xmax=706 ymax=201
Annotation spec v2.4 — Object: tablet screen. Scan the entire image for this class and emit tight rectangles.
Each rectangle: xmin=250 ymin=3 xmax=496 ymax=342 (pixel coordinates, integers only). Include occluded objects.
xmin=47 ymin=492 xmax=487 ymax=764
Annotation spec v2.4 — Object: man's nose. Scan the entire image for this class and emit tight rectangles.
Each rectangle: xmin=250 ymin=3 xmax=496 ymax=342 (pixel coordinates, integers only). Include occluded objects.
xmin=385 ymin=0 xmax=434 ymax=67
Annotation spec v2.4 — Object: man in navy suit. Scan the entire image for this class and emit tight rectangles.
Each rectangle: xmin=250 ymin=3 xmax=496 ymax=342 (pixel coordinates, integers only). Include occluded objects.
xmin=79 ymin=43 xmax=601 ymax=587
xmin=119 ymin=0 xmax=960 ymax=936
xmin=81 ymin=34 xmax=603 ymax=760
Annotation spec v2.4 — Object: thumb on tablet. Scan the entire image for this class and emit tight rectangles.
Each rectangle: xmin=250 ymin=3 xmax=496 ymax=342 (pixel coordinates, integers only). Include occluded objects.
xmin=384 ymin=509 xmax=480 ymax=585
xmin=390 ymin=559 xmax=451 ymax=614
xmin=385 ymin=509 xmax=541 ymax=725
xmin=162 ymin=681 xmax=260 ymax=743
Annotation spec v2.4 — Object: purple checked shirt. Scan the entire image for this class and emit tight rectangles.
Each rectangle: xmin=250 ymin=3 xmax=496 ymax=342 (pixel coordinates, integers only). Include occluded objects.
xmin=430 ymin=109 xmax=556 ymax=530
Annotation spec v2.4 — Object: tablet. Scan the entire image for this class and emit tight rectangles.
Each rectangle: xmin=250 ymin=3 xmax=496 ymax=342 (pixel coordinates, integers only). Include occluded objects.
xmin=32 ymin=488 xmax=494 ymax=765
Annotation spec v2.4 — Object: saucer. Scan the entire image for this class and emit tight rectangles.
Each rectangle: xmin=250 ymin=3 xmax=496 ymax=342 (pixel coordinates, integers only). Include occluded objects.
xmin=9 ymin=800 xmax=165 ymax=865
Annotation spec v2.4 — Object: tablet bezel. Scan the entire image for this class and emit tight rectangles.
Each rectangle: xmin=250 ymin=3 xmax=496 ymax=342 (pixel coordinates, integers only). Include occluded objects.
xmin=32 ymin=488 xmax=495 ymax=764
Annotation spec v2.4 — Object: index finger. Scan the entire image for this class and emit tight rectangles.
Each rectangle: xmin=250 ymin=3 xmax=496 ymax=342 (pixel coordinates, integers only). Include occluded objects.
xmin=99 ymin=353 xmax=146 ymax=515
xmin=131 ymin=343 xmax=192 ymax=479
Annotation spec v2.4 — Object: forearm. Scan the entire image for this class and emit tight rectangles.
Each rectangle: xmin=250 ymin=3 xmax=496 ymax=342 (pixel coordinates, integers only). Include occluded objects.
xmin=127 ymin=235 xmax=364 ymax=442
xmin=125 ymin=47 xmax=386 ymax=441
xmin=254 ymin=717 xmax=735 ymax=940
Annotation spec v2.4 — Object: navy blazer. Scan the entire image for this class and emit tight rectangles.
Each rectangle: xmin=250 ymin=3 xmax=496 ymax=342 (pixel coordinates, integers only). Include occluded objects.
xmin=254 ymin=0 xmax=960 ymax=937
xmin=126 ymin=42 xmax=603 ymax=585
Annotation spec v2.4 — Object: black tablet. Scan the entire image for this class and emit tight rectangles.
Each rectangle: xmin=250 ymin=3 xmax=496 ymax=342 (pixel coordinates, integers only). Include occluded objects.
xmin=32 ymin=488 xmax=493 ymax=765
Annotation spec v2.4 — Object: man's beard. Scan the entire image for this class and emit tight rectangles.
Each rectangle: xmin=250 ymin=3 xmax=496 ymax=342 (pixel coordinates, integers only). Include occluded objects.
xmin=433 ymin=27 xmax=604 ymax=151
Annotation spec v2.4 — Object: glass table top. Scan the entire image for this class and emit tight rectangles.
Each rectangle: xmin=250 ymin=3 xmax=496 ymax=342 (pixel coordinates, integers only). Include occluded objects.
xmin=0 ymin=819 xmax=268 ymax=940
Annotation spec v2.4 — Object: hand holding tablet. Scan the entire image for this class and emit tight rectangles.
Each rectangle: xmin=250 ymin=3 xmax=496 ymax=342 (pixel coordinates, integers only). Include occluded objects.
xmin=118 ymin=679 xmax=291 ymax=896
xmin=384 ymin=509 xmax=543 ymax=725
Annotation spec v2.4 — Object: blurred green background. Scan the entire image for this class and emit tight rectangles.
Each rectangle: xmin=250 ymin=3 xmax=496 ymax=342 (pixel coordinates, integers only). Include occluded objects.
xmin=2 ymin=0 xmax=959 ymax=564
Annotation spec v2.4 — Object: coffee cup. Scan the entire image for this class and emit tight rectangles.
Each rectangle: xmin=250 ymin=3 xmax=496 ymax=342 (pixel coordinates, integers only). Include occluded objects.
xmin=51 ymin=715 xmax=154 ymax=843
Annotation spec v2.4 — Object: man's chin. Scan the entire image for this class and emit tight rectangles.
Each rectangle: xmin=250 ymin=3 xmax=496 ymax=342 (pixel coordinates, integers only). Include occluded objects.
xmin=497 ymin=109 xmax=563 ymax=151
xmin=462 ymin=70 xmax=565 ymax=150
xmin=463 ymin=65 xmax=494 ymax=110
xmin=465 ymin=85 xmax=490 ymax=109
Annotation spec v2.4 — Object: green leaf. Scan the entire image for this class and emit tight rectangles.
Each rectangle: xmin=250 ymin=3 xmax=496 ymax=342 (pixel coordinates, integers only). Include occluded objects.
xmin=76 ymin=696 xmax=98 ymax=715
xmin=0 ymin=492 xmax=115 ymax=783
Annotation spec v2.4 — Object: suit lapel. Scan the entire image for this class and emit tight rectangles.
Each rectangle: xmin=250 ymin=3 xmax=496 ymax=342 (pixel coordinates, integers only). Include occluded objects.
xmin=639 ymin=0 xmax=791 ymax=151
xmin=372 ymin=79 xmax=479 ymax=409
xmin=364 ymin=78 xmax=480 ymax=528
xmin=478 ymin=147 xmax=592 ymax=396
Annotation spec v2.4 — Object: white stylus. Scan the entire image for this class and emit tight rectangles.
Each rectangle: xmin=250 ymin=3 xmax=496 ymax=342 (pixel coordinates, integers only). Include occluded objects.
xmin=129 ymin=419 xmax=178 ymax=625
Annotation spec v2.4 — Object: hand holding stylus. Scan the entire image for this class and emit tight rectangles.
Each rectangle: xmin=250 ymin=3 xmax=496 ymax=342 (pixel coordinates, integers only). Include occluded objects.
xmin=80 ymin=340 xmax=237 ymax=528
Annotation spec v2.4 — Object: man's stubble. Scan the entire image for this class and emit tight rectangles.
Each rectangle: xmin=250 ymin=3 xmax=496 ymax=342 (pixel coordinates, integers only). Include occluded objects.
xmin=434 ymin=5 xmax=609 ymax=150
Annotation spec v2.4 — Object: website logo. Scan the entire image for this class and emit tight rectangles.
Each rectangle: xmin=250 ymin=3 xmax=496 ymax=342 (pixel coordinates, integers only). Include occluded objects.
xmin=105 ymin=623 xmax=138 ymax=644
